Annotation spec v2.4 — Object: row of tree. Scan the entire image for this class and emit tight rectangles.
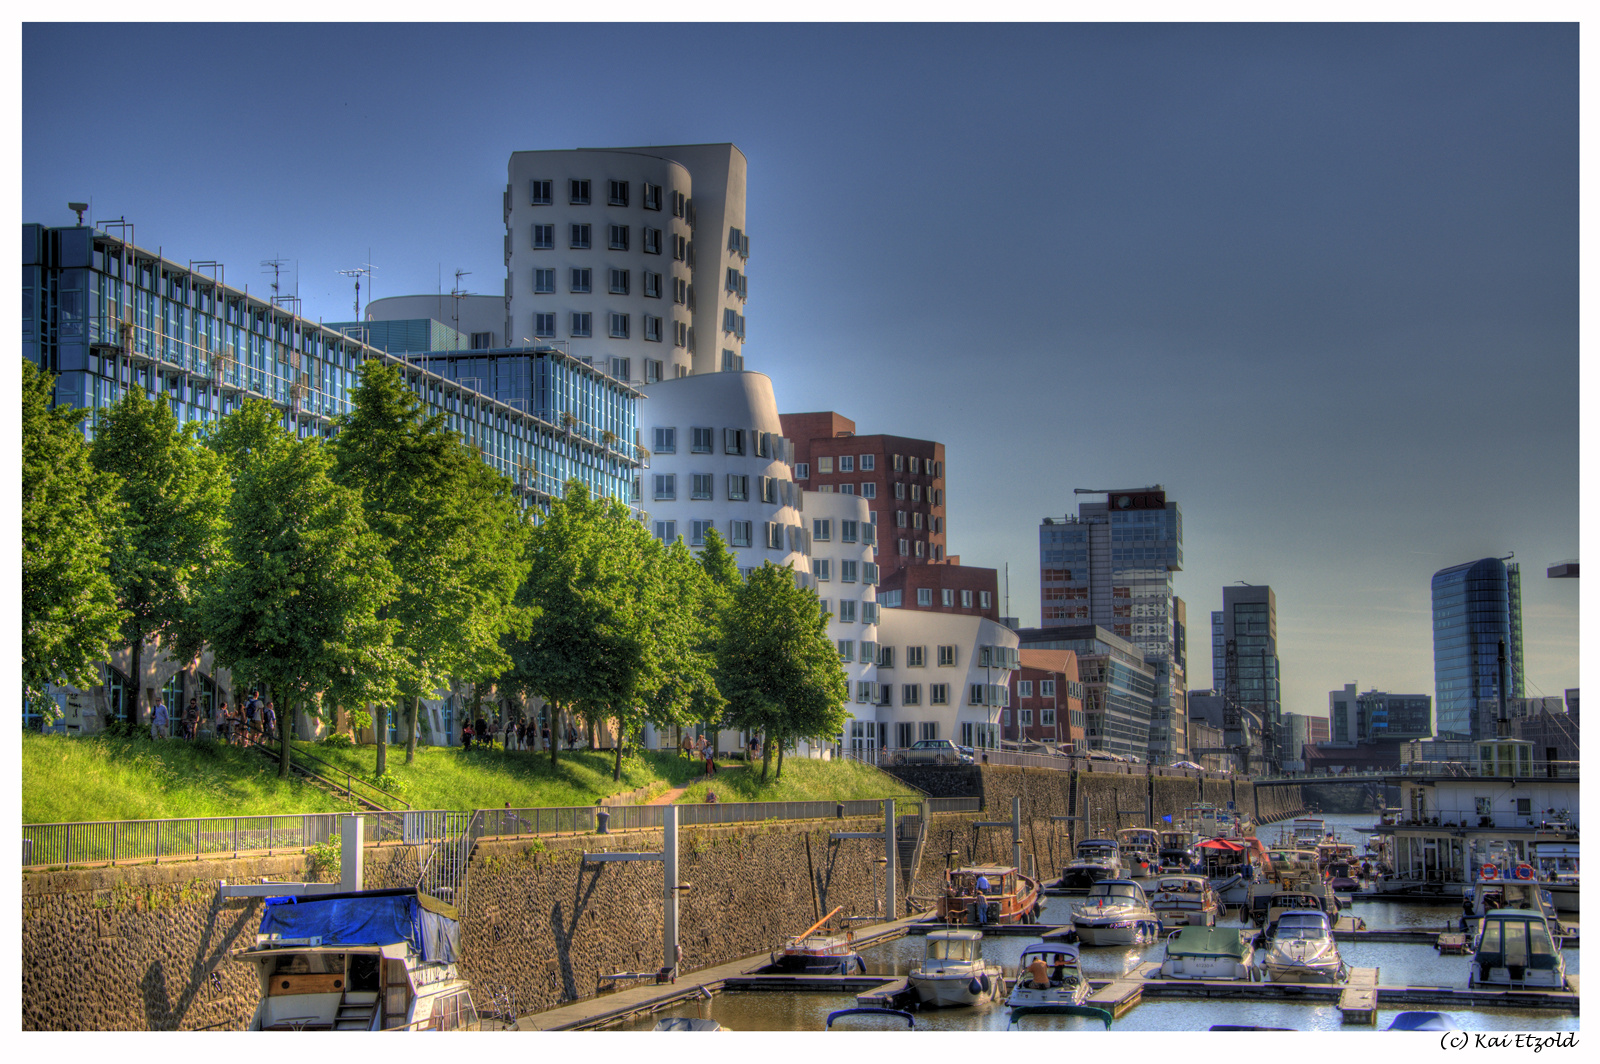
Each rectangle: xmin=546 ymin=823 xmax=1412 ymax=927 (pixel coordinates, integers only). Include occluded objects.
xmin=21 ymin=359 xmax=849 ymax=781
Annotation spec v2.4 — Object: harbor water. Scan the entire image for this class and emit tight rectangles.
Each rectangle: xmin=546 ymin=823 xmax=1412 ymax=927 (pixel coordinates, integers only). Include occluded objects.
xmin=604 ymin=813 xmax=1578 ymax=1032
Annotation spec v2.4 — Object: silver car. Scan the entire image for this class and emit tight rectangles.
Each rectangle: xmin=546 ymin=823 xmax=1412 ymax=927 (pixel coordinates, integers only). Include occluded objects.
xmin=894 ymin=739 xmax=973 ymax=766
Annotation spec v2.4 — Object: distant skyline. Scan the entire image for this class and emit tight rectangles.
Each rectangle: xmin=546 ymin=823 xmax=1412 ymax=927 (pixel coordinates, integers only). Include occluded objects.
xmin=21 ymin=23 xmax=1580 ymax=719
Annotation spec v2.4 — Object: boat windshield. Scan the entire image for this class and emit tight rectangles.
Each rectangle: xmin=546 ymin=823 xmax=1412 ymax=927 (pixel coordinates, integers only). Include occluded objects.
xmin=1089 ymin=882 xmax=1142 ymax=902
xmin=926 ymin=938 xmax=978 ymax=962
xmin=1274 ymin=915 xmax=1329 ymax=940
xmin=1479 ymin=918 xmax=1560 ymax=971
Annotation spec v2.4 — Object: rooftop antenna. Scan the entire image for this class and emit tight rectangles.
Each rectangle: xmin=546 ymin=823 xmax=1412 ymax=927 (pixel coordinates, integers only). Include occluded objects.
xmin=452 ymin=268 xmax=472 ymax=348
xmin=68 ymin=202 xmax=89 ymax=225
xmin=338 ymin=259 xmax=377 ymax=320
xmin=261 ymin=256 xmax=289 ymax=301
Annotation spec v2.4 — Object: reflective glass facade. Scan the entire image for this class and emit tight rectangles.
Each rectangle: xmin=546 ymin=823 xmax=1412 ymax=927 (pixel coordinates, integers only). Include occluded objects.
xmin=22 ymin=224 xmax=639 ymax=506
xmin=1432 ymin=557 xmax=1521 ymax=742
xmin=1013 ymin=625 xmax=1157 ymax=760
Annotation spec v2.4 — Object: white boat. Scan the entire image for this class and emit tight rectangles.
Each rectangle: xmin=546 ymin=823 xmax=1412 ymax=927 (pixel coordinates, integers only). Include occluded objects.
xmin=1117 ymin=828 xmax=1161 ymax=881
xmin=908 ymin=930 xmax=1003 ymax=1008
xmin=1463 ymin=872 xmax=1565 ymax=941
xmin=1070 ymin=879 xmax=1162 ymax=946
xmin=654 ymin=1017 xmax=730 ymax=1030
xmin=235 ymin=887 xmax=477 ymax=1030
xmin=1158 ymin=926 xmax=1257 ymax=981
xmin=1147 ymin=874 xmax=1221 ymax=927
xmin=1529 ymin=842 xmax=1580 ymax=914
xmin=1005 ymin=942 xmax=1090 ymax=1010
xmin=1468 ymin=909 xmax=1567 ymax=989
xmin=1058 ymin=839 xmax=1122 ymax=890
xmin=1263 ymin=910 xmax=1347 ymax=984
xmin=1291 ymin=817 xmax=1327 ymax=847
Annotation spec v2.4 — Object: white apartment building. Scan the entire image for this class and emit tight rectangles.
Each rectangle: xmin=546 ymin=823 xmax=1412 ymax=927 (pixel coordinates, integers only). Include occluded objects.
xmin=871 ymin=610 xmax=1017 ymax=756
xmin=637 ymin=371 xmax=804 ymax=575
xmin=807 ymin=490 xmax=881 ymax=757
xmin=505 ymin=144 xmax=748 ymax=386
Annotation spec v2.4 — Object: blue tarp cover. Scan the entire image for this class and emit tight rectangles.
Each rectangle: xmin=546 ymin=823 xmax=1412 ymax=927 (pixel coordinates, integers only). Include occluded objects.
xmin=259 ymin=894 xmax=420 ymax=951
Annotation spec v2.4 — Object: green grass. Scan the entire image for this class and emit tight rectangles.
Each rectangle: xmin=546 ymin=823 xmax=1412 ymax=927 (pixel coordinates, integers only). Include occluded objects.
xmin=22 ymin=731 xmax=914 ymax=823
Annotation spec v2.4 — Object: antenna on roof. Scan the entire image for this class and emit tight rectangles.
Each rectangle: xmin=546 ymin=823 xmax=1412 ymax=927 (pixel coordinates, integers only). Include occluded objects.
xmin=262 ymin=256 xmax=289 ymax=301
xmin=452 ymin=269 xmax=472 ymax=348
xmin=338 ymin=260 xmax=377 ymax=320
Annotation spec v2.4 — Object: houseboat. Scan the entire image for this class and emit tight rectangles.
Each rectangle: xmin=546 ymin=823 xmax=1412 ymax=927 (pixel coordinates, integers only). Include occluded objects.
xmin=908 ymin=930 xmax=1003 ymax=1008
xmin=234 ymin=887 xmax=478 ymax=1031
xmin=1158 ymin=926 xmax=1256 ymax=981
xmin=1262 ymin=910 xmax=1347 ymax=984
xmin=1147 ymin=875 xmax=1221 ymax=928
xmin=774 ymin=906 xmax=865 ymax=974
xmin=1070 ymin=879 xmax=1162 ymax=946
xmin=1058 ymin=839 xmax=1123 ymax=890
xmin=938 ymin=864 xmax=1042 ymax=926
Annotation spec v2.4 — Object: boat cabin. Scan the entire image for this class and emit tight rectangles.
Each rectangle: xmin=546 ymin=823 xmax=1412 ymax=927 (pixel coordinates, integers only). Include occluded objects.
xmin=1073 ymin=840 xmax=1120 ymax=863
xmin=1271 ymin=910 xmax=1334 ymax=943
xmin=924 ymin=930 xmax=983 ymax=965
xmin=948 ymin=866 xmax=1018 ymax=897
xmin=1084 ymin=879 xmax=1148 ymax=905
xmin=1016 ymin=943 xmax=1083 ymax=988
xmin=1470 ymin=909 xmax=1567 ymax=989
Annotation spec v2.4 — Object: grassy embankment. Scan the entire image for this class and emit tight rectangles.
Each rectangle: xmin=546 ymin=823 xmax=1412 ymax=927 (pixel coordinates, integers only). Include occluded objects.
xmin=22 ymin=731 xmax=913 ymax=823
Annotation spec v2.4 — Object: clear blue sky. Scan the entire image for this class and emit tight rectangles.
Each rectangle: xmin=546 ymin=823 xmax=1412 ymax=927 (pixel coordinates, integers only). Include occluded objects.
xmin=22 ymin=23 xmax=1580 ymax=719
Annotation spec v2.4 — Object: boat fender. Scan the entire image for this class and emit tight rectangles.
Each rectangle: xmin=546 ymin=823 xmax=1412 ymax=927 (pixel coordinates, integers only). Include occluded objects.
xmin=968 ymin=978 xmax=984 ymax=997
xmin=1513 ymin=864 xmax=1535 ymax=881
xmin=1480 ymin=863 xmax=1499 ymax=881
xmin=856 ymin=956 xmax=867 ymax=975
xmin=979 ymin=972 xmax=992 ymax=995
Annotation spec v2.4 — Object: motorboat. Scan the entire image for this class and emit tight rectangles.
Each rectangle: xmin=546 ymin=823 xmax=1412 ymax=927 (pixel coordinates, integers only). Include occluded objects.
xmin=234 ymin=887 xmax=477 ymax=1030
xmin=1158 ymin=926 xmax=1257 ymax=981
xmin=1117 ymin=828 xmax=1161 ymax=880
xmin=1387 ymin=1012 xmax=1456 ymax=1031
xmin=1196 ymin=836 xmax=1268 ymax=906
xmin=654 ymin=1017 xmax=730 ymax=1031
xmin=1468 ymin=909 xmax=1567 ymax=989
xmin=937 ymin=864 xmax=1042 ymax=926
xmin=1070 ymin=879 xmax=1162 ymax=946
xmin=774 ymin=906 xmax=865 ymax=974
xmin=908 ymin=930 xmax=1003 ymax=1008
xmin=1261 ymin=889 xmax=1353 ymax=936
xmin=1146 ymin=874 xmax=1221 ymax=928
xmin=1006 ymin=942 xmax=1090 ymax=1010
xmin=1529 ymin=842 xmax=1580 ymax=914
xmin=1462 ymin=871 xmax=1564 ymax=942
xmin=1316 ymin=840 xmax=1358 ymax=875
xmin=825 ymin=1007 xmax=916 ymax=1030
xmin=1262 ymin=910 xmax=1347 ymax=984
xmin=1157 ymin=829 xmax=1200 ymax=873
xmin=1291 ymin=817 xmax=1327 ymax=848
xmin=1058 ymin=839 xmax=1123 ymax=890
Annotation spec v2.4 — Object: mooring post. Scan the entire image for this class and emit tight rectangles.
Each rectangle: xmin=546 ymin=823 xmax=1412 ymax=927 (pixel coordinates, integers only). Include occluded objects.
xmin=663 ymin=805 xmax=679 ymax=974
xmin=884 ymin=799 xmax=897 ymax=919
xmin=1011 ymin=796 xmax=1023 ymax=872
xmin=340 ymin=814 xmax=364 ymax=893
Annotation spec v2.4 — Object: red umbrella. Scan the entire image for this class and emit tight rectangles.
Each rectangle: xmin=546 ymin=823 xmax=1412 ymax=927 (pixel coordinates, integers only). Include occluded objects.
xmin=1197 ymin=838 xmax=1244 ymax=851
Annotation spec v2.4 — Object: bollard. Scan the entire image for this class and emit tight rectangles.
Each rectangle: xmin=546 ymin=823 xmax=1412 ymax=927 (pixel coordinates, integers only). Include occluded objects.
xmin=596 ymin=808 xmax=611 ymax=834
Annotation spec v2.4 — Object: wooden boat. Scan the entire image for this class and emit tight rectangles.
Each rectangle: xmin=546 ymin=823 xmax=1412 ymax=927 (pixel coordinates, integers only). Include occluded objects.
xmin=1468 ymin=908 xmax=1567 ymax=989
xmin=235 ymin=887 xmax=477 ymax=1030
xmin=1158 ymin=926 xmax=1257 ymax=981
xmin=774 ymin=906 xmax=865 ymax=974
xmin=938 ymin=864 xmax=1042 ymax=925
xmin=1070 ymin=879 xmax=1162 ymax=946
xmin=1058 ymin=839 xmax=1122 ymax=890
xmin=908 ymin=930 xmax=1003 ymax=1008
xmin=1147 ymin=874 xmax=1221 ymax=928
xmin=1262 ymin=910 xmax=1347 ymax=984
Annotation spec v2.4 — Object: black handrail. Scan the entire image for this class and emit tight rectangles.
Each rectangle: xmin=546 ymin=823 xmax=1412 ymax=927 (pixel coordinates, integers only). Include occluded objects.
xmin=240 ymin=735 xmax=410 ymax=811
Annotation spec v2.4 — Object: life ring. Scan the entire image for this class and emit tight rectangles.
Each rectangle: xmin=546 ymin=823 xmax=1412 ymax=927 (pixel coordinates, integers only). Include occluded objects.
xmin=1480 ymin=863 xmax=1499 ymax=881
xmin=1513 ymin=863 xmax=1535 ymax=881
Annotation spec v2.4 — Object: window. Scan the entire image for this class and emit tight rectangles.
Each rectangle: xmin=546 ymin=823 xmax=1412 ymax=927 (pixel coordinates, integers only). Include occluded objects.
xmin=653 ymin=474 xmax=676 ymax=500
xmin=919 ymin=722 xmax=938 ymax=741
xmin=819 ymin=598 xmax=831 ymax=619
xmin=895 ymin=511 xmax=907 ymax=528
xmin=839 ymin=455 xmax=855 ymax=472
xmin=761 ymin=476 xmax=779 ymax=503
xmin=673 ymin=277 xmax=688 ymax=304
xmin=838 ymin=600 xmax=857 ymax=622
xmin=841 ymin=560 xmax=858 ymax=583
xmin=730 ymin=520 xmax=752 ymax=547
xmin=726 ymin=266 xmax=740 ymax=292
xmin=895 ymin=722 xmax=915 ymax=747
xmin=907 ymin=645 xmax=926 ymax=667
xmin=570 ymin=312 xmax=591 ymax=337
xmin=765 ymin=522 xmax=784 ymax=549
xmin=970 ymin=684 xmax=986 ymax=706
xmin=861 ymin=640 xmax=877 ymax=664
xmin=674 ymin=321 xmax=689 ymax=347
xmin=915 ymin=541 xmax=925 ymax=558
xmin=938 ymin=645 xmax=956 ymax=666
xmin=608 ymin=224 xmax=629 ymax=251
xmin=1516 ymin=798 xmax=1532 ymax=817
xmin=794 ymin=462 xmax=810 ymax=479
xmin=980 ymin=591 xmax=992 ymax=609
xmin=863 ymin=602 xmax=878 ymax=624
xmin=653 ymin=427 xmax=676 ymax=453
xmin=878 ymin=645 xmax=895 ymax=668
xmin=728 ymin=226 xmax=744 ymax=252
xmin=673 ymin=234 xmax=688 ymax=261
xmin=814 ymin=559 xmax=831 ymax=581
xmin=609 ymin=312 xmax=630 ymax=339
xmin=813 ymin=519 xmax=831 ymax=541
xmin=860 ymin=454 xmax=875 ymax=471
xmin=608 ymin=180 xmax=629 ymax=206
xmin=644 ymin=315 xmax=662 ymax=342
xmin=841 ymin=520 xmax=858 ymax=542
xmin=941 ymin=589 xmax=954 ymax=607
xmin=934 ymin=488 xmax=943 ymax=505
xmin=899 ymin=538 xmax=909 ymax=556
xmin=653 ymin=520 xmax=676 ymax=543
xmin=644 ymin=271 xmax=662 ymax=298
xmin=913 ymin=513 xmax=923 ymax=529
xmin=930 ymin=684 xmax=949 ymax=706
xmin=911 ymin=484 xmax=922 ymax=502
xmin=893 ymin=454 xmax=904 ymax=472
xmin=961 ymin=590 xmax=973 ymax=608
xmin=691 ymin=473 xmax=713 ymax=500
xmin=879 ymin=590 xmax=902 ymax=608
xmin=726 ymin=474 xmax=748 ymax=500
xmin=570 ymin=268 xmax=591 ymax=293
xmin=690 ymin=519 xmax=712 ymax=546
xmin=691 ymin=427 xmax=714 ymax=453
xmin=643 ymin=183 xmax=662 ymax=211
xmin=643 ymin=228 xmax=662 ymax=254
xmin=857 ymin=681 xmax=874 ymax=704
xmin=818 ymin=456 xmax=834 ymax=474
xmin=1042 ymin=708 xmax=1056 ymax=725
xmin=534 ymin=268 xmax=556 ymax=293
xmin=895 ymin=483 xmax=906 ymax=500
xmin=1018 ymin=681 xmax=1034 ymax=698
xmin=722 ymin=349 xmax=742 ymax=372
xmin=569 ymin=179 xmax=591 ymax=204
xmin=673 ymin=190 xmax=687 ymax=218
xmin=902 ymin=684 xmax=921 ymax=707
xmin=837 ymin=640 xmax=854 ymax=662
xmin=1041 ymin=680 xmax=1056 ymax=697
xmin=916 ymin=588 xmax=932 ymax=607
xmin=570 ymin=223 xmax=591 ymax=249
xmin=909 ymin=456 xmax=920 ymax=474
xmin=840 ymin=484 xmax=855 ymax=495
xmin=532 ymin=224 xmax=554 ymax=249
xmin=533 ymin=313 xmax=556 ymax=338
xmin=610 ymin=357 xmax=631 ymax=381
xmin=609 ymin=268 xmax=630 ymax=295
xmin=863 ymin=563 xmax=878 ymax=583
xmin=530 ymin=179 xmax=552 ymax=205
xmin=862 ymin=482 xmax=877 ymax=499
xmin=1021 ymin=709 xmax=1034 ymax=727
xmin=724 ymin=428 xmax=745 ymax=455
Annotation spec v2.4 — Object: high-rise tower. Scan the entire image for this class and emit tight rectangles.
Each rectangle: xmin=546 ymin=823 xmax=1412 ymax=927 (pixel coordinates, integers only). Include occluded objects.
xmin=1431 ymin=556 xmax=1523 ymax=741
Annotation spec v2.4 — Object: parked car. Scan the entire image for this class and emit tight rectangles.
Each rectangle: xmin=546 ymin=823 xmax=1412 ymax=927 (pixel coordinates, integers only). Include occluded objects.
xmin=894 ymin=739 xmax=973 ymax=765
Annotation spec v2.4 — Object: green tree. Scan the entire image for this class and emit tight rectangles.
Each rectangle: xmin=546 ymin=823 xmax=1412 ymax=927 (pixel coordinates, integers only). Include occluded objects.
xmin=90 ymin=386 xmax=229 ymax=724
xmin=21 ymin=361 xmax=125 ymax=714
xmin=630 ymin=538 xmax=722 ymax=777
xmin=200 ymin=430 xmax=397 ymax=776
xmin=716 ymin=562 xmax=850 ymax=781
xmin=328 ymin=362 xmax=533 ymax=772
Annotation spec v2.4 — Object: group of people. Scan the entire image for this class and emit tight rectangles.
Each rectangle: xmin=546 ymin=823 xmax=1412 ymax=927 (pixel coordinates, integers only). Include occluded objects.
xmin=147 ymin=690 xmax=275 ymax=745
xmin=461 ymin=717 xmax=580 ymax=752
xmin=681 ymin=733 xmax=720 ymax=776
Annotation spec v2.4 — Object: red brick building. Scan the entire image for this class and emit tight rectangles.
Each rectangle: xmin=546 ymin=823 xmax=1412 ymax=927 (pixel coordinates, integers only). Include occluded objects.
xmin=779 ymin=411 xmax=947 ymax=579
xmin=1004 ymin=648 xmax=1087 ymax=751
xmin=877 ymin=564 xmax=1000 ymax=622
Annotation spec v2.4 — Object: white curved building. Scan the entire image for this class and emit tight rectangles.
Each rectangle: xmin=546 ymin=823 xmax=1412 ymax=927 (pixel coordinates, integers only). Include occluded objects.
xmin=873 ymin=610 xmax=1016 ymax=753
xmin=805 ymin=489 xmax=880 ymax=756
xmin=638 ymin=370 xmax=804 ymax=575
xmin=505 ymin=144 xmax=748 ymax=385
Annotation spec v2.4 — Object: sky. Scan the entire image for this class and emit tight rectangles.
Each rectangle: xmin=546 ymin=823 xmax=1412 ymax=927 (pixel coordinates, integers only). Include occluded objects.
xmin=20 ymin=22 xmax=1581 ymax=721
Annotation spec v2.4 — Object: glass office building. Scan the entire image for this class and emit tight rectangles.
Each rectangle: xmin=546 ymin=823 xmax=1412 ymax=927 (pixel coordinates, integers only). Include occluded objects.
xmin=1431 ymin=557 xmax=1522 ymax=742
xmin=1014 ymin=624 xmax=1158 ymax=760
xmin=23 ymin=223 xmax=639 ymax=505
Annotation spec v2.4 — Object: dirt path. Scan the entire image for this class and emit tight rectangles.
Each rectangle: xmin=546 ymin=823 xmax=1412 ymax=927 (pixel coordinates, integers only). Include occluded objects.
xmin=646 ymin=761 xmax=743 ymax=805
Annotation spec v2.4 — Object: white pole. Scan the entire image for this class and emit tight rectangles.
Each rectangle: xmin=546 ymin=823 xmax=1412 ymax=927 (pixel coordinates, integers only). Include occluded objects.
xmin=663 ymin=805 xmax=679 ymax=973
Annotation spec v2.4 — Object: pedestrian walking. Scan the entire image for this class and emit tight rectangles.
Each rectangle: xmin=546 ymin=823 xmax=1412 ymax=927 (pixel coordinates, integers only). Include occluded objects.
xmin=150 ymin=697 xmax=170 ymax=740
xmin=517 ymin=720 xmax=528 ymax=750
xmin=183 ymin=697 xmax=200 ymax=740
xmin=565 ymin=723 xmax=577 ymax=750
xmin=213 ymin=699 xmax=228 ymax=744
xmin=461 ymin=720 xmax=473 ymax=749
xmin=243 ymin=693 xmax=260 ymax=743
xmin=541 ymin=724 xmax=550 ymax=750
xmin=261 ymin=700 xmax=278 ymax=742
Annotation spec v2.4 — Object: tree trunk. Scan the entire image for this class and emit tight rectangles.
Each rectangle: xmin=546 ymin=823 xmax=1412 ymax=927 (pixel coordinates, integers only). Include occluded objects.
xmin=405 ymin=694 xmax=420 ymax=764
xmin=760 ymin=730 xmax=772 ymax=782
xmin=550 ymin=703 xmax=559 ymax=767
xmin=375 ymin=701 xmax=387 ymax=777
xmin=588 ymin=716 xmax=598 ymax=751
xmin=613 ymin=734 xmax=624 ymax=782
xmin=128 ymin=635 xmax=144 ymax=726
xmin=776 ymin=739 xmax=785 ymax=779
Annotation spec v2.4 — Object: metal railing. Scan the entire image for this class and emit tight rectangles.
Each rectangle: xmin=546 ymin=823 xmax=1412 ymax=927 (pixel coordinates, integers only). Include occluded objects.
xmin=240 ymin=735 xmax=410 ymax=810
